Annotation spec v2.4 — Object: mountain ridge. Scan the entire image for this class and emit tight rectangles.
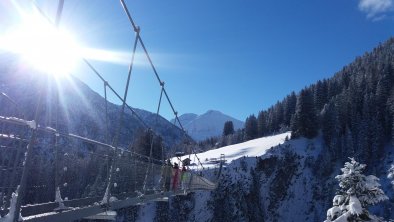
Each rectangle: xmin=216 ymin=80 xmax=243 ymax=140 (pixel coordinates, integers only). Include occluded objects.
xmin=173 ymin=110 xmax=244 ymax=141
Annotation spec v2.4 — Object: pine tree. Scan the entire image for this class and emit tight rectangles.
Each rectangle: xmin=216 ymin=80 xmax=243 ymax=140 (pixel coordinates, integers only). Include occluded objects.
xmin=257 ymin=111 xmax=267 ymax=137
xmin=314 ymin=79 xmax=328 ymax=112
xmin=343 ymin=128 xmax=354 ymax=159
xmin=328 ymin=79 xmax=340 ymax=99
xmin=390 ymin=89 xmax=394 ymax=145
xmin=244 ymin=115 xmax=258 ymax=140
xmin=376 ymin=65 xmax=392 ymax=136
xmin=392 ymin=118 xmax=394 ymax=145
xmin=321 ymin=101 xmax=339 ymax=146
xmin=266 ymin=108 xmax=275 ymax=133
xmin=223 ymin=121 xmax=235 ymax=136
xmin=283 ymin=92 xmax=297 ymax=126
xmin=291 ymin=89 xmax=318 ymax=139
xmin=133 ymin=129 xmax=163 ymax=160
xmin=273 ymin=102 xmax=284 ymax=131
xmin=325 ymin=158 xmax=388 ymax=222
xmin=370 ymin=117 xmax=385 ymax=161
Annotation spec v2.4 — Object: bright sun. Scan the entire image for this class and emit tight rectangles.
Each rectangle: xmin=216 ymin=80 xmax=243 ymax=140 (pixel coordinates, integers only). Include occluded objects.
xmin=0 ymin=12 xmax=81 ymax=76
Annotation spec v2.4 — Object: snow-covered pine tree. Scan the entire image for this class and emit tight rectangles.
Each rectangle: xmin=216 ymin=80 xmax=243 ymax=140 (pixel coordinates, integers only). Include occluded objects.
xmin=325 ymin=158 xmax=388 ymax=222
xmin=388 ymin=164 xmax=394 ymax=189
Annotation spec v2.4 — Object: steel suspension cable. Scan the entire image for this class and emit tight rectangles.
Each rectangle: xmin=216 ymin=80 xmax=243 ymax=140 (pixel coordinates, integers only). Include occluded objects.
xmin=119 ymin=0 xmax=205 ymax=170
xmin=82 ymin=59 xmax=149 ymax=130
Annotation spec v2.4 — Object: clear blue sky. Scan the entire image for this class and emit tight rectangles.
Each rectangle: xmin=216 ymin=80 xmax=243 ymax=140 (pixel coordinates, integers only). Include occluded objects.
xmin=2 ymin=0 xmax=394 ymax=121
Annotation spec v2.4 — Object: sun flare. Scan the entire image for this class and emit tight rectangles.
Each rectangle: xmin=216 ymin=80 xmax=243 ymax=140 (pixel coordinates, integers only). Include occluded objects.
xmin=0 ymin=12 xmax=81 ymax=76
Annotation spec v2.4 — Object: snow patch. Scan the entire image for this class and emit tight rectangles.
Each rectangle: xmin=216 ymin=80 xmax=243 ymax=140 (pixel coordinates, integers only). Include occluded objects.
xmin=388 ymin=164 xmax=394 ymax=187
xmin=348 ymin=196 xmax=362 ymax=216
xmin=54 ymin=187 xmax=67 ymax=211
xmin=1 ymin=186 xmax=23 ymax=222
xmin=101 ymin=186 xmax=110 ymax=204
xmin=109 ymin=196 xmax=118 ymax=202
xmin=26 ymin=120 xmax=36 ymax=129
xmin=7 ymin=117 xmax=36 ymax=129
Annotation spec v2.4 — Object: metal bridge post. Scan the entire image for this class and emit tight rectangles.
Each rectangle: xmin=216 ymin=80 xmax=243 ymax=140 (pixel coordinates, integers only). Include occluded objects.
xmin=13 ymin=91 xmax=43 ymax=221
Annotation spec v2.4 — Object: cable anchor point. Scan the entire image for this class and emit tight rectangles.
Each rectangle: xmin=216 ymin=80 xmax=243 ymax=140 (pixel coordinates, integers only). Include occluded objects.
xmin=134 ymin=26 xmax=140 ymax=34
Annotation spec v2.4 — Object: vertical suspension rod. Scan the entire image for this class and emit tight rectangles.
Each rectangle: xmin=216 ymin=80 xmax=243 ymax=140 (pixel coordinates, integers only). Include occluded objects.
xmin=13 ymin=89 xmax=44 ymax=221
xmin=104 ymin=82 xmax=110 ymax=144
xmin=142 ymin=87 xmax=164 ymax=191
xmin=104 ymin=27 xmax=140 ymax=205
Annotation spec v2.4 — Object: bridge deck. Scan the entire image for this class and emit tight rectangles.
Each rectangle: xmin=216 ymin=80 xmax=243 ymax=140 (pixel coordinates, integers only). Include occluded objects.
xmin=21 ymin=190 xmax=202 ymax=222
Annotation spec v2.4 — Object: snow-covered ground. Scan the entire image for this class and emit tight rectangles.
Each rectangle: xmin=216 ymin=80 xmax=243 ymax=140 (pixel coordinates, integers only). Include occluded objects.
xmin=173 ymin=131 xmax=291 ymax=168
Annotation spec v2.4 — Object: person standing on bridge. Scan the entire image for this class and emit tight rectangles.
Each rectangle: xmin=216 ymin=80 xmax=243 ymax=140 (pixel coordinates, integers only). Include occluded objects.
xmin=162 ymin=160 xmax=172 ymax=192
xmin=181 ymin=165 xmax=190 ymax=193
xmin=172 ymin=163 xmax=180 ymax=191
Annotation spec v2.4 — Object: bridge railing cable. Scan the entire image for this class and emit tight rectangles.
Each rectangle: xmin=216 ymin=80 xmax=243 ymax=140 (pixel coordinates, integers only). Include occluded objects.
xmin=0 ymin=114 xmax=217 ymax=219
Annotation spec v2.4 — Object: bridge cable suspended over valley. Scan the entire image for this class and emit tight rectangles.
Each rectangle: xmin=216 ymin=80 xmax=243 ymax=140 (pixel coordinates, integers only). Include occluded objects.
xmin=0 ymin=1 xmax=225 ymax=221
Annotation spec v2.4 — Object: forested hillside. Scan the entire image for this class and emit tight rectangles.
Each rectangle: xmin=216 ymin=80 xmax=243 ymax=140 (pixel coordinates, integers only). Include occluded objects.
xmin=240 ymin=38 xmax=394 ymax=166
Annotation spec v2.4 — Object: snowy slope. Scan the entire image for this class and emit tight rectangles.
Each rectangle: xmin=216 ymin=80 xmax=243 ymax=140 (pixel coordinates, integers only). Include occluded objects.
xmin=173 ymin=110 xmax=244 ymax=141
xmin=176 ymin=132 xmax=291 ymax=168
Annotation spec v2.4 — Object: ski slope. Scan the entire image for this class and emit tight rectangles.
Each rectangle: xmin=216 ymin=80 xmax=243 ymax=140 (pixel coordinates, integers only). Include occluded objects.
xmin=175 ymin=132 xmax=291 ymax=168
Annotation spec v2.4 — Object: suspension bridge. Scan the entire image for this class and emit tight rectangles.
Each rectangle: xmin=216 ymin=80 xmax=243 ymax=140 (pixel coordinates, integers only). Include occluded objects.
xmin=0 ymin=1 xmax=223 ymax=221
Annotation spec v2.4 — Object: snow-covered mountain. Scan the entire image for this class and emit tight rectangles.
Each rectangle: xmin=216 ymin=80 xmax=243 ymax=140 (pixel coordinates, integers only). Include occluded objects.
xmin=173 ymin=110 xmax=244 ymax=141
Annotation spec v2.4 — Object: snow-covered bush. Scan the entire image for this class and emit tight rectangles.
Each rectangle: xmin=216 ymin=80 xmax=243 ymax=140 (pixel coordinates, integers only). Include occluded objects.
xmin=325 ymin=158 xmax=388 ymax=222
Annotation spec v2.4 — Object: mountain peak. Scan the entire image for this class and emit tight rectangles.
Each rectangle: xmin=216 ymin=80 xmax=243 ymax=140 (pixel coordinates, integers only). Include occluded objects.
xmin=175 ymin=110 xmax=244 ymax=141
xmin=206 ymin=109 xmax=221 ymax=113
